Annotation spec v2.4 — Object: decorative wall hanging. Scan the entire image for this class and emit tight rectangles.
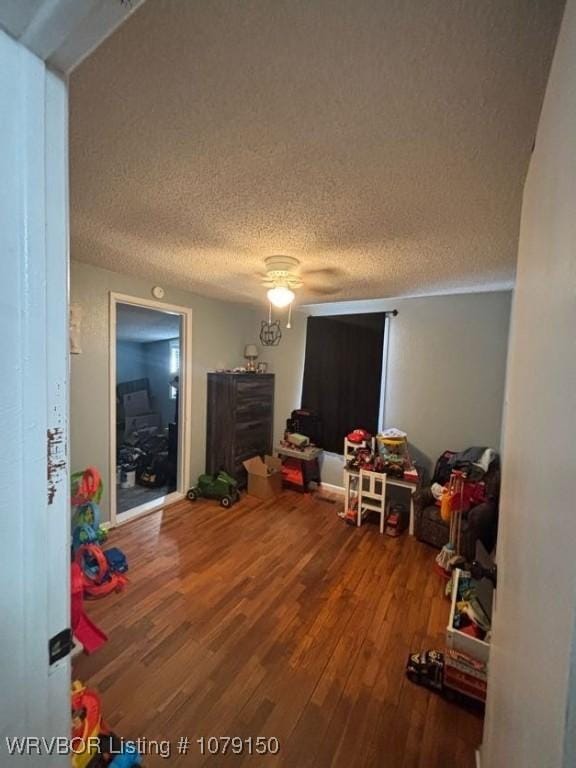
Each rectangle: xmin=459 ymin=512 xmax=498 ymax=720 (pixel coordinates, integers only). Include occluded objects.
xmin=260 ymin=319 xmax=282 ymax=347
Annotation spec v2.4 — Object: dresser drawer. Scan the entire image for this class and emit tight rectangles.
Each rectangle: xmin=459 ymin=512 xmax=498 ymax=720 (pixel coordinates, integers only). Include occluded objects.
xmin=235 ymin=417 xmax=272 ymax=435
xmin=236 ymin=377 xmax=274 ymax=396
xmin=235 ymin=427 xmax=271 ymax=454
xmin=235 ymin=397 xmax=273 ymax=421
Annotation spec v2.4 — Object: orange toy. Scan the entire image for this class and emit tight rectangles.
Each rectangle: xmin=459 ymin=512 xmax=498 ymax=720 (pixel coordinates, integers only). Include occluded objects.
xmin=440 ymin=487 xmax=455 ymax=522
xmin=435 ymin=471 xmax=466 ymax=578
xmin=71 ymin=681 xmax=109 ymax=768
xmin=71 ymin=467 xmax=103 ymax=506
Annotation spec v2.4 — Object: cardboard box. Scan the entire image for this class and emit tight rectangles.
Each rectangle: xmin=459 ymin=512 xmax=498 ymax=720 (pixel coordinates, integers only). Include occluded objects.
xmin=243 ymin=455 xmax=283 ymax=499
xmin=123 ymin=390 xmax=151 ymax=416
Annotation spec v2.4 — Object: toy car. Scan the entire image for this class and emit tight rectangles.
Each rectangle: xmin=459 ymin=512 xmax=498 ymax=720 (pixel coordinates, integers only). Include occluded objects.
xmin=186 ymin=470 xmax=240 ymax=508
xmin=406 ymin=650 xmax=445 ymax=692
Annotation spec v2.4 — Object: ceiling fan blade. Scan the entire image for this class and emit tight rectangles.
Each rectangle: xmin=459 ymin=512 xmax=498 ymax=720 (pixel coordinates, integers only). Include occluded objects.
xmin=301 ymin=266 xmax=346 ymax=280
xmin=305 ymin=283 xmax=342 ymax=296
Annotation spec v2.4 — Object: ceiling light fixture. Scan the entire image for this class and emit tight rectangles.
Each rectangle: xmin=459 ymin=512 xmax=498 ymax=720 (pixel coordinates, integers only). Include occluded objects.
xmin=267 ymin=286 xmax=295 ymax=308
xmin=261 ymin=256 xmax=301 ymax=330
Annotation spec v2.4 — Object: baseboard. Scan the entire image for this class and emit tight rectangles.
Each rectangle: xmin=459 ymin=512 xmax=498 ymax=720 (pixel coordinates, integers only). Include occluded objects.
xmin=319 ymin=481 xmax=344 ymax=495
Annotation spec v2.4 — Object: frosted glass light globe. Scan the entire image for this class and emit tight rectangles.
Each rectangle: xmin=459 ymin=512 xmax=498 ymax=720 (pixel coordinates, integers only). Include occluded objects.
xmin=267 ymin=286 xmax=295 ymax=308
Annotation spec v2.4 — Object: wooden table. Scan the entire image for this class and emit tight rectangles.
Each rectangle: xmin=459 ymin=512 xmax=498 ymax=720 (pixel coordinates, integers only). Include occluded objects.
xmin=343 ymin=467 xmax=420 ymax=534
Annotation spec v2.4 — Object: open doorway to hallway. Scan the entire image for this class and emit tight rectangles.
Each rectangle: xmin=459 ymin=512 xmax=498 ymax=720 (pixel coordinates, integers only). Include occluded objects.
xmin=110 ymin=294 xmax=192 ymax=525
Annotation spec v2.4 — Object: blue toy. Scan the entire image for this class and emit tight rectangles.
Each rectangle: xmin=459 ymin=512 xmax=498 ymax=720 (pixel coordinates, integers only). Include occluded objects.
xmin=105 ymin=547 xmax=129 ymax=574
xmin=109 ymin=741 xmax=142 ymax=767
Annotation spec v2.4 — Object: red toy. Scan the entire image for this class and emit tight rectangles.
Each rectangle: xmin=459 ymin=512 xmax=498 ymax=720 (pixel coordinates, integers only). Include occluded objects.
xmin=71 ymin=466 xmax=103 ymax=506
xmin=71 ymin=563 xmax=108 ymax=653
xmin=75 ymin=544 xmax=128 ymax=599
xmin=346 ymin=429 xmax=372 ymax=444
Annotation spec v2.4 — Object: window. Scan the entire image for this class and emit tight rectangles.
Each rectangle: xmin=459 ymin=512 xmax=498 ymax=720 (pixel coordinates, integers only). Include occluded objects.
xmin=301 ymin=313 xmax=386 ymax=453
xmin=169 ymin=339 xmax=180 ymax=399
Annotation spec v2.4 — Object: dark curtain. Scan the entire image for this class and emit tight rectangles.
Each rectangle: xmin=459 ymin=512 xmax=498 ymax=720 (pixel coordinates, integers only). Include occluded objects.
xmin=301 ymin=314 xmax=386 ymax=453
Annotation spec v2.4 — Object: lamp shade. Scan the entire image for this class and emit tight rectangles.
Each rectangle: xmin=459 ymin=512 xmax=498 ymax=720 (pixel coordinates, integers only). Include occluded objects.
xmin=267 ymin=286 xmax=295 ymax=308
xmin=244 ymin=344 xmax=259 ymax=359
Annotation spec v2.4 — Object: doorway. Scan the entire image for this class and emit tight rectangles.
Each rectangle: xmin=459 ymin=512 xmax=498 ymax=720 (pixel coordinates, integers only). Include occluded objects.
xmin=110 ymin=293 xmax=192 ymax=524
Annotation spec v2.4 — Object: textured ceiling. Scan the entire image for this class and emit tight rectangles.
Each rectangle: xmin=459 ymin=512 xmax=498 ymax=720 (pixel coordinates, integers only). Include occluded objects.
xmin=70 ymin=0 xmax=564 ymax=306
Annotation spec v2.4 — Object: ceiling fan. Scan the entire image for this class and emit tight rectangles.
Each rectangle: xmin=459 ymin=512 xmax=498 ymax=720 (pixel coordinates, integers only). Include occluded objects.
xmin=261 ymin=256 xmax=343 ymax=308
xmin=261 ymin=256 xmax=302 ymax=309
xmin=258 ymin=255 xmax=344 ymax=345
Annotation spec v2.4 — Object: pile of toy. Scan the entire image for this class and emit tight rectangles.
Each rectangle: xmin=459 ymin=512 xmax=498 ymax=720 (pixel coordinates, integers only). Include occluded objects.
xmin=449 ymin=571 xmax=492 ymax=643
xmin=71 ymin=468 xmax=129 ymax=654
xmin=345 ymin=428 xmax=418 ymax=481
xmin=341 ymin=428 xmax=413 ymax=532
xmin=71 ymin=681 xmax=141 ymax=768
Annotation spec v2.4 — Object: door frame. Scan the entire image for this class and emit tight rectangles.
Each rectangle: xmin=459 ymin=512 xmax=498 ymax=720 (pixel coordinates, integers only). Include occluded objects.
xmin=0 ymin=2 xmax=147 ymax=761
xmin=109 ymin=292 xmax=192 ymax=526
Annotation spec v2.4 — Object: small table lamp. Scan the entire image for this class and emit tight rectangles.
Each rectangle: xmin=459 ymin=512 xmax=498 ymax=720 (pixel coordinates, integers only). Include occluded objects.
xmin=244 ymin=344 xmax=259 ymax=372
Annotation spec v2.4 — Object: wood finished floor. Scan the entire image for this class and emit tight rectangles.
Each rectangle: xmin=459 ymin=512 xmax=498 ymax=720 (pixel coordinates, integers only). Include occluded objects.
xmin=74 ymin=490 xmax=483 ymax=768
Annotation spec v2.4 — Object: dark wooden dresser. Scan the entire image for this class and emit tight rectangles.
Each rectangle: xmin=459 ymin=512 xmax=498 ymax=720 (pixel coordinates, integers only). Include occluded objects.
xmin=206 ymin=372 xmax=275 ymax=487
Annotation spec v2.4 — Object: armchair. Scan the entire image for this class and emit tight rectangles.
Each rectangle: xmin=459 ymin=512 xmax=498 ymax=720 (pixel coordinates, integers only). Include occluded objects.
xmin=414 ymin=450 xmax=500 ymax=563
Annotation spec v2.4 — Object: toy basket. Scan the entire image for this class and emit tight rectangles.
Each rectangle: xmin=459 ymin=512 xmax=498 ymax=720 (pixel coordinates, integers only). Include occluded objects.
xmin=376 ymin=429 xmax=411 ymax=467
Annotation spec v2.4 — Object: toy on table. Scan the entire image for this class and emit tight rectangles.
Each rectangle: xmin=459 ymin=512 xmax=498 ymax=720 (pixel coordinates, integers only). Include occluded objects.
xmin=377 ymin=429 xmax=410 ymax=461
xmin=345 ymin=428 xmax=414 ymax=479
xmin=187 ymin=470 xmax=240 ymax=508
xmin=346 ymin=446 xmax=373 ymax=472
xmin=377 ymin=429 xmax=413 ymax=477
xmin=346 ymin=428 xmax=373 ymax=444
xmin=286 ymin=432 xmax=310 ymax=448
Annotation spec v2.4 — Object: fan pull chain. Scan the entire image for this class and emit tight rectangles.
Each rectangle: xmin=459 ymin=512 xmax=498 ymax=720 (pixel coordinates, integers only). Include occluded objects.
xmin=286 ymin=303 xmax=292 ymax=329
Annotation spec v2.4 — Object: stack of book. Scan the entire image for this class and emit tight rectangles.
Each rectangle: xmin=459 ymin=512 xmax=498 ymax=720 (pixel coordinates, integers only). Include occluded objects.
xmin=443 ymin=648 xmax=488 ymax=703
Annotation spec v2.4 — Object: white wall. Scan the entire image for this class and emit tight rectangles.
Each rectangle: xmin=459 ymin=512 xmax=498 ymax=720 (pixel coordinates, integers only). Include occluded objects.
xmin=482 ymin=2 xmax=576 ymax=766
xmin=296 ymin=292 xmax=511 ymax=487
xmin=70 ymin=260 xmax=257 ymax=522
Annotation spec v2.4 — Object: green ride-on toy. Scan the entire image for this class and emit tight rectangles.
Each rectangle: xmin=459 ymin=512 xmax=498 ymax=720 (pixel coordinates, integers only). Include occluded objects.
xmin=186 ymin=470 xmax=240 ymax=508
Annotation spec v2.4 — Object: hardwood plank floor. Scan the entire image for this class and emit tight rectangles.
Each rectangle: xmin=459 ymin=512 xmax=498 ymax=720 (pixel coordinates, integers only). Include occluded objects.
xmin=74 ymin=490 xmax=483 ymax=767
